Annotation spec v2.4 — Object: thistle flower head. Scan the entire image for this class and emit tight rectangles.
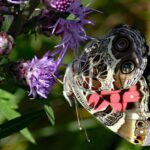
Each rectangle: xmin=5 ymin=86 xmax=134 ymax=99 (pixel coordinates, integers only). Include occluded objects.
xmin=52 ymin=0 xmax=94 ymax=52
xmin=17 ymin=51 xmax=60 ymax=99
xmin=66 ymin=1 xmax=94 ymax=23
xmin=54 ymin=19 xmax=89 ymax=51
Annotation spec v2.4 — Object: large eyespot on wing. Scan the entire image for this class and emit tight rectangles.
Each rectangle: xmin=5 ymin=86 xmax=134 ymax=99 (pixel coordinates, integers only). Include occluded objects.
xmin=113 ymin=60 xmax=137 ymax=89
xmin=109 ymin=25 xmax=148 ymax=89
xmin=113 ymin=36 xmax=130 ymax=52
xmin=120 ymin=60 xmax=135 ymax=74
xmin=83 ymin=25 xmax=148 ymax=91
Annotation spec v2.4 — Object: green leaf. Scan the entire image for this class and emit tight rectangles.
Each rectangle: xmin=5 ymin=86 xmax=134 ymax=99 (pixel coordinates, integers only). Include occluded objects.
xmin=0 ymin=89 xmax=35 ymax=143
xmin=1 ymin=108 xmax=35 ymax=143
xmin=44 ymin=105 xmax=55 ymax=126
xmin=81 ymin=0 xmax=92 ymax=6
xmin=0 ymin=90 xmax=18 ymax=109
xmin=66 ymin=13 xmax=79 ymax=20
xmin=2 ymin=16 xmax=11 ymax=32
xmin=20 ymin=128 xmax=36 ymax=144
xmin=0 ymin=109 xmax=45 ymax=140
xmin=67 ymin=14 xmax=75 ymax=20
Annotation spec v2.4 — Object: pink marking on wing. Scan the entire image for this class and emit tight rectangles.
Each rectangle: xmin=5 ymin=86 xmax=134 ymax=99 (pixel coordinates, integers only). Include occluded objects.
xmin=88 ymin=93 xmax=109 ymax=111
xmin=123 ymin=91 xmax=140 ymax=103
xmin=122 ymin=103 xmax=127 ymax=111
xmin=110 ymin=103 xmax=122 ymax=112
xmin=110 ymin=93 xmax=120 ymax=102
xmin=129 ymin=85 xmax=137 ymax=91
xmin=87 ymin=84 xmax=140 ymax=113
xmin=95 ymin=100 xmax=110 ymax=110
xmin=88 ymin=93 xmax=100 ymax=105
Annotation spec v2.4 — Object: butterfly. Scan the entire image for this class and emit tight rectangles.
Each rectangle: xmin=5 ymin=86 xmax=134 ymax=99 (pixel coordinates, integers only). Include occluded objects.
xmin=63 ymin=24 xmax=150 ymax=146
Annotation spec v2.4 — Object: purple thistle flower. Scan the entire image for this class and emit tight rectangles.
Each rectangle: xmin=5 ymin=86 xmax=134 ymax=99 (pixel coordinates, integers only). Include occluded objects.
xmin=17 ymin=51 xmax=60 ymax=99
xmin=41 ymin=0 xmax=94 ymax=50
xmin=40 ymin=0 xmax=96 ymax=59
xmin=53 ymin=18 xmax=90 ymax=52
xmin=52 ymin=0 xmax=94 ymax=52
xmin=66 ymin=0 xmax=93 ymax=22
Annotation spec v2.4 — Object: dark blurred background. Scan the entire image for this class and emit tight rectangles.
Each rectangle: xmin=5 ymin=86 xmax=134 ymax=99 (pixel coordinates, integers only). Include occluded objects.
xmin=1 ymin=0 xmax=150 ymax=150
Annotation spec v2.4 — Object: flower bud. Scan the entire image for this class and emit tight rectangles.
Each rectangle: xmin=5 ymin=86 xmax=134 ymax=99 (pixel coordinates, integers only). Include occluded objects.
xmin=0 ymin=32 xmax=14 ymax=56
xmin=43 ymin=0 xmax=74 ymax=12
xmin=7 ymin=0 xmax=28 ymax=4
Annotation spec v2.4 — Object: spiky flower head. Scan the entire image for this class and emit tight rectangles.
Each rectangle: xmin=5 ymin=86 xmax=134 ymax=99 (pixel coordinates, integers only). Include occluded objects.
xmin=16 ymin=51 xmax=60 ymax=99
xmin=41 ymin=0 xmax=94 ymax=53
xmin=52 ymin=1 xmax=94 ymax=51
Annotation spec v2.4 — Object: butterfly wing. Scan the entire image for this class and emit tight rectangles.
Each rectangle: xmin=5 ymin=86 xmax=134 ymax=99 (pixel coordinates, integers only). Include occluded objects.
xmin=63 ymin=24 xmax=149 ymax=146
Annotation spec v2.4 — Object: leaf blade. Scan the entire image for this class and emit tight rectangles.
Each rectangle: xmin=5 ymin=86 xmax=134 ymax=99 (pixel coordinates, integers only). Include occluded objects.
xmin=44 ymin=105 xmax=55 ymax=126
xmin=0 ymin=109 xmax=44 ymax=141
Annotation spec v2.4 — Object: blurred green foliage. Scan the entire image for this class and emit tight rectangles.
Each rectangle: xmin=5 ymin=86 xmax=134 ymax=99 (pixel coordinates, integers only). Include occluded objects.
xmin=1 ymin=0 xmax=150 ymax=150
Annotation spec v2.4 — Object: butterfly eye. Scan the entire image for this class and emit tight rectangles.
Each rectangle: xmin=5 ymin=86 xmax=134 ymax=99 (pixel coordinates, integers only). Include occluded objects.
xmin=121 ymin=61 xmax=135 ymax=74
xmin=114 ymin=37 xmax=130 ymax=51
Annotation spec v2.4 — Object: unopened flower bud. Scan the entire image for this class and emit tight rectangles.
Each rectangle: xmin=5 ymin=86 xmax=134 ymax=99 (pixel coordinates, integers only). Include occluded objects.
xmin=43 ymin=0 xmax=74 ymax=12
xmin=7 ymin=0 xmax=28 ymax=4
xmin=0 ymin=32 xmax=14 ymax=56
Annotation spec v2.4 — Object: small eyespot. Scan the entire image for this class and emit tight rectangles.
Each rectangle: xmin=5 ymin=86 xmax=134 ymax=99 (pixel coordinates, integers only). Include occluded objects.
xmin=136 ymin=120 xmax=146 ymax=129
xmin=134 ymin=139 xmax=139 ymax=144
xmin=121 ymin=61 xmax=135 ymax=74
xmin=114 ymin=37 xmax=130 ymax=52
xmin=135 ymin=129 xmax=145 ymax=136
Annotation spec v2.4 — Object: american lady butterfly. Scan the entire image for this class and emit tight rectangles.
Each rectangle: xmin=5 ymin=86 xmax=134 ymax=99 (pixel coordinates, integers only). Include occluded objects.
xmin=63 ymin=25 xmax=150 ymax=146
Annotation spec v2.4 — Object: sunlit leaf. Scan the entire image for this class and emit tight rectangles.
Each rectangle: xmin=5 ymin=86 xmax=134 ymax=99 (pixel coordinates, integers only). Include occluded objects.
xmin=44 ymin=105 xmax=55 ymax=126
xmin=66 ymin=13 xmax=79 ymax=20
xmin=20 ymin=128 xmax=36 ymax=144
xmin=0 ymin=89 xmax=36 ymax=143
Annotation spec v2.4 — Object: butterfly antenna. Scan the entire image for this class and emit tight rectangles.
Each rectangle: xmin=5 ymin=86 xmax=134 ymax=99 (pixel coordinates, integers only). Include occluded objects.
xmin=83 ymin=125 xmax=91 ymax=143
xmin=74 ymin=98 xmax=91 ymax=142
xmin=74 ymin=98 xmax=82 ymax=130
